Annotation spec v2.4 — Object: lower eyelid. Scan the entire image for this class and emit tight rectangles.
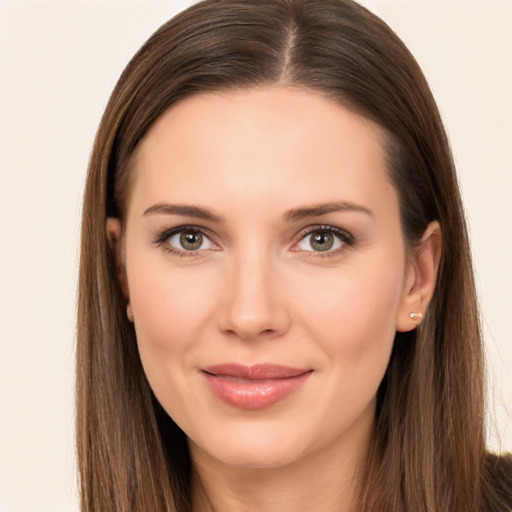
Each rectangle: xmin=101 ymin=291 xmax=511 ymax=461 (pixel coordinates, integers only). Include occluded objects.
xmin=153 ymin=225 xmax=353 ymax=257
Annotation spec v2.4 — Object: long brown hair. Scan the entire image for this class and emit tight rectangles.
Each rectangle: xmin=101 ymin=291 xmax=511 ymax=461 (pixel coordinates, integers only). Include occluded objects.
xmin=77 ymin=1 xmax=512 ymax=510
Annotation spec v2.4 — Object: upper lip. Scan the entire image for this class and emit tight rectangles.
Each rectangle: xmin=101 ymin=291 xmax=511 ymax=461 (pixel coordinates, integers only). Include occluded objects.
xmin=201 ymin=364 xmax=311 ymax=380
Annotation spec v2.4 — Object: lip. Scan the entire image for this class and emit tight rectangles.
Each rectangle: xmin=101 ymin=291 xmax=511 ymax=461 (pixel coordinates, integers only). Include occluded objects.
xmin=201 ymin=364 xmax=312 ymax=410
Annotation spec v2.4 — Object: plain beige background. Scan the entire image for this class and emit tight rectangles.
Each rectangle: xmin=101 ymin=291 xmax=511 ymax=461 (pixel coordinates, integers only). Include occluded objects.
xmin=0 ymin=1 xmax=510 ymax=511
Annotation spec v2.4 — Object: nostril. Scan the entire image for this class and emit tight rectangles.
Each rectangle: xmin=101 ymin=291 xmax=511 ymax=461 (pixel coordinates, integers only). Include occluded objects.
xmin=224 ymin=327 xmax=276 ymax=340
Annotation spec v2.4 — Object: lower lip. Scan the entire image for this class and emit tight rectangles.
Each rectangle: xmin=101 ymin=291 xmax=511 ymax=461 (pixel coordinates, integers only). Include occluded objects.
xmin=202 ymin=371 xmax=312 ymax=410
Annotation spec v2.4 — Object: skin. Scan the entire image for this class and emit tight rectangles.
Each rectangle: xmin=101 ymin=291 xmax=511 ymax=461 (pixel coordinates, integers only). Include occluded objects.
xmin=108 ymin=86 xmax=441 ymax=512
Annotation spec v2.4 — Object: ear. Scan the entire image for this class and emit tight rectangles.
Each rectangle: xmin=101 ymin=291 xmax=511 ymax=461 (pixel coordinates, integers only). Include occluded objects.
xmin=106 ymin=217 xmax=130 ymax=300
xmin=396 ymin=221 xmax=442 ymax=332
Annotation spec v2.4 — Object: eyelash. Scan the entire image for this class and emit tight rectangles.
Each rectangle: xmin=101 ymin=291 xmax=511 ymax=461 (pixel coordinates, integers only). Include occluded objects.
xmin=152 ymin=224 xmax=355 ymax=258
xmin=294 ymin=224 xmax=355 ymax=257
xmin=153 ymin=225 xmax=217 ymax=258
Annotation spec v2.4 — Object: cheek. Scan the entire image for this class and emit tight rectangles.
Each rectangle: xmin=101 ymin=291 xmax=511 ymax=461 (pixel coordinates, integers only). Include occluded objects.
xmin=299 ymin=261 xmax=403 ymax=340
xmin=125 ymin=259 xmax=223 ymax=425
xmin=292 ymin=252 xmax=405 ymax=384
xmin=127 ymin=255 xmax=215 ymax=341
xmin=125 ymin=252 xmax=220 ymax=395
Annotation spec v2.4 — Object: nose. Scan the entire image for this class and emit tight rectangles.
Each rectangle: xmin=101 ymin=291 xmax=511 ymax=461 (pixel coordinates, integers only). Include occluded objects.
xmin=217 ymin=247 xmax=291 ymax=341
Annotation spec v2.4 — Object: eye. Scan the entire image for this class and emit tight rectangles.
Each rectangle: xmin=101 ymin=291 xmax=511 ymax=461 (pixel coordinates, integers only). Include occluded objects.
xmin=159 ymin=227 xmax=216 ymax=254
xmin=295 ymin=226 xmax=353 ymax=254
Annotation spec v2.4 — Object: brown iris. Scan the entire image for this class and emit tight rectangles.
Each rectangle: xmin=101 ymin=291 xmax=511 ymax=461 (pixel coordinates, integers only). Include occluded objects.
xmin=179 ymin=230 xmax=203 ymax=250
xmin=310 ymin=231 xmax=334 ymax=251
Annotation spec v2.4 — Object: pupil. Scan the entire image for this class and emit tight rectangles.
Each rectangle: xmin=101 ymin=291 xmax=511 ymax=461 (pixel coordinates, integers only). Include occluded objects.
xmin=312 ymin=232 xmax=333 ymax=251
xmin=180 ymin=231 xmax=202 ymax=250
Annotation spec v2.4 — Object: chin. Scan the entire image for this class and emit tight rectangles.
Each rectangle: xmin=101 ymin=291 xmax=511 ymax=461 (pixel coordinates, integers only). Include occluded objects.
xmin=188 ymin=419 xmax=316 ymax=470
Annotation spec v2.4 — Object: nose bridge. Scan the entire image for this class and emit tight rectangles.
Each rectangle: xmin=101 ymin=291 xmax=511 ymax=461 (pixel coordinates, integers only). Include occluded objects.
xmin=219 ymin=240 xmax=289 ymax=339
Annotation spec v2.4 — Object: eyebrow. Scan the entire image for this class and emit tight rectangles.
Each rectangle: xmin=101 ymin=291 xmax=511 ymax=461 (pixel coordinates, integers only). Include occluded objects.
xmin=142 ymin=200 xmax=374 ymax=223
xmin=142 ymin=203 xmax=224 ymax=222
xmin=283 ymin=201 xmax=374 ymax=222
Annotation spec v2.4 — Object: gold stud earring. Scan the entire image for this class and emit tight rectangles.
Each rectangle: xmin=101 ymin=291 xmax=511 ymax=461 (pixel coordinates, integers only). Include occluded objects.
xmin=127 ymin=305 xmax=134 ymax=322
xmin=409 ymin=312 xmax=424 ymax=325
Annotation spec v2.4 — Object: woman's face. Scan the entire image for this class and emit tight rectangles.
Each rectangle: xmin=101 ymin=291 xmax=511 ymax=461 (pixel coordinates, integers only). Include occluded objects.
xmin=113 ymin=87 xmax=425 ymax=470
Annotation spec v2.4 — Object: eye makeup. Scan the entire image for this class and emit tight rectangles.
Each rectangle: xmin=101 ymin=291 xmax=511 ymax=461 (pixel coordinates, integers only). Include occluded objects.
xmin=150 ymin=222 xmax=355 ymax=259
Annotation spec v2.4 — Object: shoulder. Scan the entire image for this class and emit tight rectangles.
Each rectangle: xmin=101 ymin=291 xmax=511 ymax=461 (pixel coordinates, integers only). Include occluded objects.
xmin=486 ymin=452 xmax=512 ymax=479
xmin=485 ymin=452 xmax=512 ymax=509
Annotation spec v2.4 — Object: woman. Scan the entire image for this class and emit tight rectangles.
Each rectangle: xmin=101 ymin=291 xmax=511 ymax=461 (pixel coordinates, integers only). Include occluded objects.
xmin=76 ymin=0 xmax=512 ymax=510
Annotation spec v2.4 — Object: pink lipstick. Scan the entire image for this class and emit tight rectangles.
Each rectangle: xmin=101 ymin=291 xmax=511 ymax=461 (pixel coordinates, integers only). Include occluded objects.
xmin=201 ymin=364 xmax=312 ymax=410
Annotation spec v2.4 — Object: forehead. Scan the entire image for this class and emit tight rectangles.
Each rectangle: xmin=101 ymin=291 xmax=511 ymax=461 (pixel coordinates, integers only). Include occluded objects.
xmin=129 ymin=86 xmax=396 ymax=219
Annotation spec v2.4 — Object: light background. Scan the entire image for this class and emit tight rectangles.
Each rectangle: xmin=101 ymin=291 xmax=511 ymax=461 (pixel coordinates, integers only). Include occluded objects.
xmin=0 ymin=1 xmax=510 ymax=511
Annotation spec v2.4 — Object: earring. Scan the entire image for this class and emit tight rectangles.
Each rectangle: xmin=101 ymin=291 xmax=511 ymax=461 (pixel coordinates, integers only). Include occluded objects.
xmin=409 ymin=312 xmax=424 ymax=325
xmin=127 ymin=304 xmax=134 ymax=322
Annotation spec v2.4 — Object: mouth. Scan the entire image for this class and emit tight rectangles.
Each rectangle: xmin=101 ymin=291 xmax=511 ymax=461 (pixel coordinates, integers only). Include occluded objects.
xmin=200 ymin=364 xmax=313 ymax=410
